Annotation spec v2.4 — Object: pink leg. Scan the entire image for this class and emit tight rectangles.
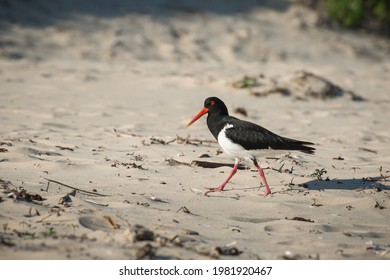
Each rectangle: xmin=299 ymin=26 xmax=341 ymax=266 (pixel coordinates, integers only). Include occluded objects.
xmin=205 ymin=159 xmax=239 ymax=194
xmin=253 ymin=159 xmax=272 ymax=196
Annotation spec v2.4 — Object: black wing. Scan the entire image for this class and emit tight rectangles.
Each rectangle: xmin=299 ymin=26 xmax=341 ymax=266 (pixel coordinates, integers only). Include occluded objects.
xmin=224 ymin=117 xmax=315 ymax=154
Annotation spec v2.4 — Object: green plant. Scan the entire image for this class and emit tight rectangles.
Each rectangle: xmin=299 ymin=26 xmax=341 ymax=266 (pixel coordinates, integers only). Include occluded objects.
xmin=311 ymin=168 xmax=328 ymax=180
xmin=41 ymin=227 xmax=57 ymax=238
xmin=326 ymin=0 xmax=364 ymax=27
xmin=3 ymin=223 xmax=9 ymax=232
xmin=232 ymin=75 xmax=259 ymax=89
xmin=325 ymin=0 xmax=390 ymax=29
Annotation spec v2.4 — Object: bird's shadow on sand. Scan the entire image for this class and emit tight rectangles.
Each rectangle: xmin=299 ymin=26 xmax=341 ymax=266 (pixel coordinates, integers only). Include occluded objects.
xmin=305 ymin=178 xmax=390 ymax=191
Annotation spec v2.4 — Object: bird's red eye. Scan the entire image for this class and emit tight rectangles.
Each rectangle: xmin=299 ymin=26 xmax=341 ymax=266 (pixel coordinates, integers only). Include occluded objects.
xmin=210 ymin=101 xmax=215 ymax=106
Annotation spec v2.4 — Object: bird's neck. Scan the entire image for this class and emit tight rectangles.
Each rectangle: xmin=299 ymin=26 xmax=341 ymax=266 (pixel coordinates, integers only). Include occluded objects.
xmin=207 ymin=112 xmax=229 ymax=140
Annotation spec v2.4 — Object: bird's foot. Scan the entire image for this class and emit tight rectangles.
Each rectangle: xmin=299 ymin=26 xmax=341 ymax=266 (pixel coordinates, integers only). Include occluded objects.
xmin=204 ymin=187 xmax=224 ymax=195
xmin=262 ymin=190 xmax=272 ymax=197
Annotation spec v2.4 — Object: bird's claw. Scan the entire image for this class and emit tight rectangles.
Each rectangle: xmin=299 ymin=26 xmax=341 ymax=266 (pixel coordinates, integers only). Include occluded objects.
xmin=262 ymin=190 xmax=272 ymax=197
xmin=204 ymin=187 xmax=222 ymax=196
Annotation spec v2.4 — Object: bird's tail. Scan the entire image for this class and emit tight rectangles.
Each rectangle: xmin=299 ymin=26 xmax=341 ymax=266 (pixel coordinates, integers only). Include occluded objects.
xmin=295 ymin=141 xmax=315 ymax=154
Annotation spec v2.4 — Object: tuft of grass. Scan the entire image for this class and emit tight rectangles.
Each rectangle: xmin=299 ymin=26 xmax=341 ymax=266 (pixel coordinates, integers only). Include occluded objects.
xmin=41 ymin=227 xmax=57 ymax=238
xmin=232 ymin=75 xmax=259 ymax=89
xmin=311 ymin=168 xmax=328 ymax=180
xmin=3 ymin=223 xmax=9 ymax=232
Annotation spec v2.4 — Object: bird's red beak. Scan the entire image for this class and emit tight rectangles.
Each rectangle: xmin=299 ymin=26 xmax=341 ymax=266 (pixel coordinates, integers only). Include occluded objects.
xmin=187 ymin=107 xmax=209 ymax=127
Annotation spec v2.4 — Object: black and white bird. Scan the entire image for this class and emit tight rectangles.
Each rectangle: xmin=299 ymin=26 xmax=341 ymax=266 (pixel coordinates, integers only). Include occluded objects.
xmin=187 ymin=97 xmax=315 ymax=196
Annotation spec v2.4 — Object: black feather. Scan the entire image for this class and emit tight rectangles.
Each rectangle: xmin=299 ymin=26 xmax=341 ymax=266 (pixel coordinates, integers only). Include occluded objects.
xmin=204 ymin=97 xmax=315 ymax=154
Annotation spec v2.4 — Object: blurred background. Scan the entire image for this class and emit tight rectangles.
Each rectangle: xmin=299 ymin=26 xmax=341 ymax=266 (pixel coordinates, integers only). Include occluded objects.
xmin=1 ymin=0 xmax=389 ymax=66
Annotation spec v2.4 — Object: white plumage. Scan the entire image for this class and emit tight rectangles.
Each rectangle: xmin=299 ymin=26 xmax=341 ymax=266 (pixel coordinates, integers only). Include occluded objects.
xmin=217 ymin=123 xmax=284 ymax=162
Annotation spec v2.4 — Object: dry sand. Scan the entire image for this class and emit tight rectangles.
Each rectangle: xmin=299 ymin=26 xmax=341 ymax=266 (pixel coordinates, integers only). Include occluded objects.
xmin=0 ymin=0 xmax=389 ymax=259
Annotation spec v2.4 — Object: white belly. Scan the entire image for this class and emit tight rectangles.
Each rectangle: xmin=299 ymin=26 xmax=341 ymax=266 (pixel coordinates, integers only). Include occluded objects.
xmin=217 ymin=123 xmax=284 ymax=161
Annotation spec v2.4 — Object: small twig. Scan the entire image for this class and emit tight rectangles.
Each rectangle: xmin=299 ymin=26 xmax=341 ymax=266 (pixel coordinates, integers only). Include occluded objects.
xmin=358 ymin=147 xmax=377 ymax=154
xmin=366 ymin=176 xmax=390 ymax=182
xmin=170 ymin=135 xmax=217 ymax=146
xmin=103 ymin=216 xmax=120 ymax=229
xmin=191 ymin=160 xmax=246 ymax=170
xmin=36 ymin=213 xmax=55 ymax=223
xmin=374 ymin=201 xmax=386 ymax=210
xmin=27 ymin=207 xmax=40 ymax=217
xmin=43 ymin=177 xmax=109 ymax=197
xmin=265 ymin=156 xmax=281 ymax=160
xmin=286 ymin=216 xmax=314 ymax=223
xmin=55 ymin=145 xmax=74 ymax=151
xmin=176 ymin=206 xmax=192 ymax=214
xmin=203 ymin=187 xmax=241 ymax=200
xmin=127 ymin=177 xmax=150 ymax=181
xmin=263 ymin=166 xmax=284 ymax=173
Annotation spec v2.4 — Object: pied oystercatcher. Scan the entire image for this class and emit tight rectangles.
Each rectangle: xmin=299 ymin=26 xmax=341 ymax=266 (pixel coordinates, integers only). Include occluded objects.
xmin=187 ymin=97 xmax=315 ymax=196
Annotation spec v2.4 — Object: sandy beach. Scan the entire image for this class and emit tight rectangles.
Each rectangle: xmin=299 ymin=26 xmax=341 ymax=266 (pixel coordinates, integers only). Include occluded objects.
xmin=0 ymin=0 xmax=389 ymax=259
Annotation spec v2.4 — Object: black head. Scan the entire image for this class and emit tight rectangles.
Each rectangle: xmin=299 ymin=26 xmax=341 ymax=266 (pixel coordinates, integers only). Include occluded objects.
xmin=203 ymin=97 xmax=229 ymax=115
xmin=187 ymin=97 xmax=229 ymax=127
